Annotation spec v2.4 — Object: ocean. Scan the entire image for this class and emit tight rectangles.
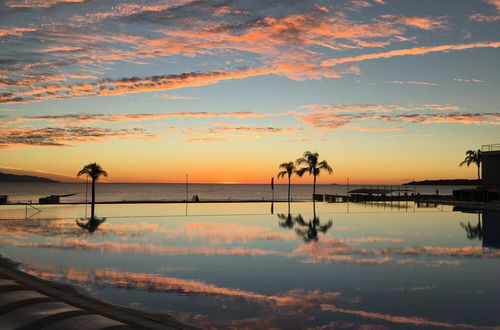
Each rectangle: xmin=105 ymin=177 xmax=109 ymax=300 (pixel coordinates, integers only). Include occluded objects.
xmin=0 ymin=182 xmax=468 ymax=203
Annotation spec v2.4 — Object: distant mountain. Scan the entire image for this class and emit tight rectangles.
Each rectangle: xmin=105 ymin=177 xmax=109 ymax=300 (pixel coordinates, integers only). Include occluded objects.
xmin=0 ymin=172 xmax=60 ymax=183
xmin=404 ymin=179 xmax=480 ymax=186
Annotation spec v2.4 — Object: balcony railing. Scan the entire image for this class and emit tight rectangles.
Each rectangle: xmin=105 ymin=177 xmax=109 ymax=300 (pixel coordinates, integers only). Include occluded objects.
xmin=482 ymin=144 xmax=500 ymax=152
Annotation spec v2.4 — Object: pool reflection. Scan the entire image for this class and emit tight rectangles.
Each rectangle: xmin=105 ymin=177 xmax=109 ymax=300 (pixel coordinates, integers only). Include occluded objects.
xmin=76 ymin=217 xmax=106 ymax=233
xmin=277 ymin=213 xmax=333 ymax=243
xmin=457 ymin=208 xmax=500 ymax=250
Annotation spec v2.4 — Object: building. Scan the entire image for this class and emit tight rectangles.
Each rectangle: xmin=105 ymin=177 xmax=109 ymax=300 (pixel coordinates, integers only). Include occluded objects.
xmin=482 ymin=144 xmax=500 ymax=191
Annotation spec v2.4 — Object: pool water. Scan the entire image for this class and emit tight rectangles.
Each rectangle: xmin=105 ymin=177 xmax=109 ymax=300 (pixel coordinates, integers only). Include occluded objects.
xmin=1 ymin=202 xmax=499 ymax=329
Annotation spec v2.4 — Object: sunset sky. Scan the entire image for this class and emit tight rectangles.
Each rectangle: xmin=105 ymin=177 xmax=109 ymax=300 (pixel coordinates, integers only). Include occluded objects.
xmin=0 ymin=0 xmax=499 ymax=184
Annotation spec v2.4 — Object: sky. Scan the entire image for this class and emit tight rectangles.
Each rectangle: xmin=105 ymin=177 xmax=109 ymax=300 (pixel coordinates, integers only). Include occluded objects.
xmin=0 ymin=0 xmax=499 ymax=184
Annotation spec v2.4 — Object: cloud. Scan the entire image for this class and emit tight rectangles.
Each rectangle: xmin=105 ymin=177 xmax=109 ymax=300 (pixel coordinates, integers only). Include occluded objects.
xmin=385 ymin=80 xmax=437 ymax=86
xmin=0 ymin=27 xmax=37 ymax=37
xmin=1 ymin=111 xmax=285 ymax=125
xmin=24 ymin=264 xmax=342 ymax=308
xmin=0 ymin=67 xmax=278 ymax=104
xmin=5 ymin=0 xmax=88 ymax=8
xmin=381 ymin=15 xmax=447 ymax=30
xmin=1 ymin=6 xmax=445 ymax=103
xmin=299 ymin=103 xmax=460 ymax=113
xmin=2 ymin=237 xmax=283 ymax=256
xmin=320 ymin=305 xmax=482 ymax=328
xmin=0 ymin=125 xmax=156 ymax=149
xmin=453 ymin=78 xmax=484 ymax=83
xmin=293 ymin=103 xmax=498 ymax=130
xmin=469 ymin=13 xmax=500 ymax=22
xmin=156 ymin=94 xmax=198 ymax=100
xmin=322 ymin=41 xmax=500 ymax=66
xmin=485 ymin=0 xmax=500 ymax=10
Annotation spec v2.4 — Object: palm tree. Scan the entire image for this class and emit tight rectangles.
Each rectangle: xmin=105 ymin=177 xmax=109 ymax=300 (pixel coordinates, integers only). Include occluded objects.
xmin=277 ymin=162 xmax=296 ymax=204
xmin=296 ymin=151 xmax=333 ymax=199
xmin=77 ymin=162 xmax=107 ymax=219
xmin=459 ymin=149 xmax=482 ymax=182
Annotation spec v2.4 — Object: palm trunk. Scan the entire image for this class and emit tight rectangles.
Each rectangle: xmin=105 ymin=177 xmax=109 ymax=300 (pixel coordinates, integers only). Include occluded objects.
xmin=312 ymin=175 xmax=317 ymax=215
xmin=91 ymin=177 xmax=95 ymax=219
xmin=288 ymin=175 xmax=291 ymax=203
xmin=477 ymin=164 xmax=480 ymax=182
xmin=313 ymin=175 xmax=316 ymax=198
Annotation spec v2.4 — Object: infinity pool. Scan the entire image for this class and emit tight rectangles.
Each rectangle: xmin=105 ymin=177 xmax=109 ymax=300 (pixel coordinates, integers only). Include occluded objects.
xmin=1 ymin=202 xmax=499 ymax=329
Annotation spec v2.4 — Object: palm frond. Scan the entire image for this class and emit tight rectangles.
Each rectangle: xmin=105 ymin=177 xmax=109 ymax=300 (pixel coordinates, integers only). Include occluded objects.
xmin=318 ymin=160 xmax=333 ymax=173
xmin=296 ymin=167 xmax=308 ymax=177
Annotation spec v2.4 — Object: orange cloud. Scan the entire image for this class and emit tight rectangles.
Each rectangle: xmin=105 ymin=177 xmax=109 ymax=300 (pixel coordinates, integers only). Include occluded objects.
xmin=485 ymin=0 xmax=500 ymax=10
xmin=5 ymin=0 xmax=87 ymax=8
xmin=320 ymin=305 xmax=482 ymax=328
xmin=0 ymin=67 xmax=278 ymax=104
xmin=24 ymin=265 xmax=342 ymax=308
xmin=381 ymin=15 xmax=448 ymax=30
xmin=322 ymin=41 xmax=500 ymax=66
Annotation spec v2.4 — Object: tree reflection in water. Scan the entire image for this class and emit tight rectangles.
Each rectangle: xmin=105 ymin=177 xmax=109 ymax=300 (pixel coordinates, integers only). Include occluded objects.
xmin=277 ymin=213 xmax=333 ymax=243
xmin=76 ymin=217 xmax=106 ymax=233
xmin=460 ymin=213 xmax=482 ymax=240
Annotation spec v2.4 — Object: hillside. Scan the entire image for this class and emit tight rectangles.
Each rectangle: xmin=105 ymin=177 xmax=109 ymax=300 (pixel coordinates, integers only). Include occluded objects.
xmin=0 ymin=172 xmax=60 ymax=183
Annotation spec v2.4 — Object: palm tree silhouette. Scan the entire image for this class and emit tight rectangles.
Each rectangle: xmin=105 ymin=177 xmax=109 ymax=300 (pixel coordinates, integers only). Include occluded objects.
xmin=76 ymin=217 xmax=106 ymax=233
xmin=277 ymin=213 xmax=294 ymax=229
xmin=296 ymin=151 xmax=333 ymax=201
xmin=277 ymin=162 xmax=296 ymax=205
xmin=459 ymin=149 xmax=482 ymax=182
xmin=460 ymin=213 xmax=482 ymax=240
xmin=77 ymin=162 xmax=108 ymax=219
xmin=294 ymin=214 xmax=333 ymax=243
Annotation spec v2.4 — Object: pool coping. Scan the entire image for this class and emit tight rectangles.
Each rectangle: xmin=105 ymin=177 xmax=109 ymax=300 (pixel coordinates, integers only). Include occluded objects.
xmin=0 ymin=255 xmax=199 ymax=330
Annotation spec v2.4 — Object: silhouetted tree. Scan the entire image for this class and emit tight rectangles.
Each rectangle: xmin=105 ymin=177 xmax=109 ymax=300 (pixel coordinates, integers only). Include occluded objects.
xmin=459 ymin=149 xmax=482 ymax=181
xmin=77 ymin=162 xmax=108 ymax=219
xmin=277 ymin=213 xmax=294 ymax=229
xmin=296 ymin=151 xmax=333 ymax=199
xmin=278 ymin=162 xmax=296 ymax=204
xmin=76 ymin=217 xmax=106 ymax=233
xmin=294 ymin=214 xmax=333 ymax=243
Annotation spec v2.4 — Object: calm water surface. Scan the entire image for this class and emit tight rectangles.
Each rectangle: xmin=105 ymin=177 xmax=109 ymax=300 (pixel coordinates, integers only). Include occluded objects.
xmin=0 ymin=182 xmax=463 ymax=203
xmin=0 ymin=202 xmax=499 ymax=329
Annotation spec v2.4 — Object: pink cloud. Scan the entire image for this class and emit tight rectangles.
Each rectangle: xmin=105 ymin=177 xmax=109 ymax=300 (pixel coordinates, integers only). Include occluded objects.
xmin=320 ymin=305 xmax=482 ymax=328
xmin=322 ymin=41 xmax=500 ymax=66
xmin=485 ymin=0 xmax=500 ymax=10
xmin=381 ymin=15 xmax=448 ymax=30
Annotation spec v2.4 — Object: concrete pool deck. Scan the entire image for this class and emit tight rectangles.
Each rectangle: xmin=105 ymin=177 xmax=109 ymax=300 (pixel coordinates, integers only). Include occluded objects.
xmin=0 ymin=257 xmax=198 ymax=330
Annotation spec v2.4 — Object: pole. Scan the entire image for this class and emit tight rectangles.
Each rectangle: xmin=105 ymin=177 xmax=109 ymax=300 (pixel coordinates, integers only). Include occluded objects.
xmin=186 ymin=174 xmax=188 ymax=202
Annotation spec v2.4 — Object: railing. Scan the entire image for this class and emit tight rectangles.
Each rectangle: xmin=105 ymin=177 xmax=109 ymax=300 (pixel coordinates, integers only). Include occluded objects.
xmin=481 ymin=144 xmax=500 ymax=152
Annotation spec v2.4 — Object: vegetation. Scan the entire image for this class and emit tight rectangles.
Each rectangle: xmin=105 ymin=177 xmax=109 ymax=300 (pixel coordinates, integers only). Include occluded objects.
xmin=459 ymin=149 xmax=482 ymax=181
xmin=277 ymin=162 xmax=296 ymax=204
xmin=77 ymin=162 xmax=108 ymax=219
xmin=296 ymin=151 xmax=333 ymax=199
